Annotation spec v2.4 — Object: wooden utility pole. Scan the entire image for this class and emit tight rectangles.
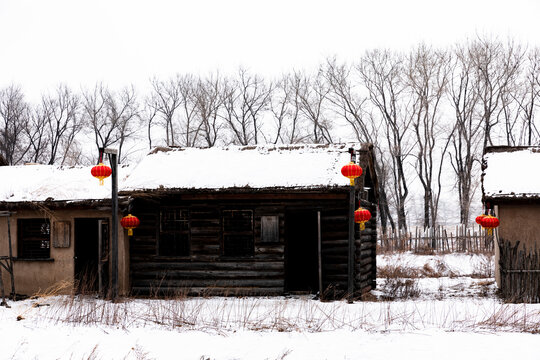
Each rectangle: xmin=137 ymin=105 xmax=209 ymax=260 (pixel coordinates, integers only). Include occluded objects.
xmin=347 ymin=148 xmax=356 ymax=302
xmin=0 ymin=211 xmax=16 ymax=304
xmin=100 ymin=148 xmax=119 ymax=301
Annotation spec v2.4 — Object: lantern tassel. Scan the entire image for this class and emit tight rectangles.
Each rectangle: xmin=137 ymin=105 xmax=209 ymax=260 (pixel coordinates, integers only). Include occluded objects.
xmin=360 ymin=222 xmax=365 ymax=231
xmin=99 ymin=178 xmax=104 ymax=186
xmin=487 ymin=228 xmax=493 ymax=236
xmin=349 ymin=178 xmax=355 ymax=186
xmin=128 ymin=228 xmax=133 ymax=236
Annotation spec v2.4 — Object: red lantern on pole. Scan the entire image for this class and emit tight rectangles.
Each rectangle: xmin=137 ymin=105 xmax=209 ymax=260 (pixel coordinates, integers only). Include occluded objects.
xmin=354 ymin=207 xmax=371 ymax=231
xmin=121 ymin=214 xmax=140 ymax=236
xmin=341 ymin=162 xmax=363 ymax=186
xmin=475 ymin=214 xmax=486 ymax=228
xmin=480 ymin=215 xmax=499 ymax=235
xmin=91 ymin=163 xmax=112 ymax=186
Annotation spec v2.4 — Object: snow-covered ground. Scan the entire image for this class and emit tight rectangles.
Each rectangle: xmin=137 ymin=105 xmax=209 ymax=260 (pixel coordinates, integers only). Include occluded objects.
xmin=1 ymin=253 xmax=539 ymax=360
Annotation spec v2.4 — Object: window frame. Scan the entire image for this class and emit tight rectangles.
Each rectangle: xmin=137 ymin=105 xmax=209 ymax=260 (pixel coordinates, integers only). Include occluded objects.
xmin=17 ymin=218 xmax=51 ymax=260
xmin=158 ymin=207 xmax=191 ymax=258
xmin=221 ymin=209 xmax=254 ymax=258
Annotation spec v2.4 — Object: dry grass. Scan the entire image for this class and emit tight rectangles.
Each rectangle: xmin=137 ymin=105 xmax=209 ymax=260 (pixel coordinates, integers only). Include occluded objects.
xmin=14 ymin=287 xmax=537 ymax=334
xmin=11 ymin=252 xmax=536 ymax=336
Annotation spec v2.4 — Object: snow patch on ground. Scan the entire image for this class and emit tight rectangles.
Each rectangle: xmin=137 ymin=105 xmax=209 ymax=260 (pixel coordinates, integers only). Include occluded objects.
xmin=1 ymin=253 xmax=539 ymax=360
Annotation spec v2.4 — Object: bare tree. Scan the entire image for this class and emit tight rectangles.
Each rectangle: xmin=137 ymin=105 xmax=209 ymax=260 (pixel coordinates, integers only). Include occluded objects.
xmin=177 ymin=75 xmax=201 ymax=147
xmin=269 ymin=73 xmax=307 ymax=144
xmin=470 ymin=38 xmax=525 ymax=149
xmin=222 ymin=68 xmax=272 ymax=145
xmin=142 ymin=98 xmax=159 ymax=149
xmin=0 ymin=85 xmax=30 ymax=165
xmin=514 ymin=48 xmax=540 ymax=145
xmin=40 ymin=85 xmax=82 ymax=164
xmin=82 ymin=84 xmax=140 ymax=163
xmin=324 ymin=58 xmax=395 ymax=231
xmin=406 ymin=45 xmax=451 ymax=228
xmin=358 ymin=49 xmax=413 ymax=230
xmin=149 ymin=76 xmax=182 ymax=146
xmin=25 ymin=105 xmax=49 ymax=164
xmin=294 ymin=70 xmax=333 ymax=144
xmin=193 ymin=74 xmax=224 ymax=147
xmin=448 ymin=44 xmax=483 ymax=225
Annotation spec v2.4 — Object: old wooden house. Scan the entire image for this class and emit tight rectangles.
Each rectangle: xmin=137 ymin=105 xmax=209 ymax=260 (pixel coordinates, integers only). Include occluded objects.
xmin=122 ymin=144 xmax=378 ymax=298
xmin=482 ymin=146 xmax=540 ymax=303
xmin=0 ymin=143 xmax=378 ymax=299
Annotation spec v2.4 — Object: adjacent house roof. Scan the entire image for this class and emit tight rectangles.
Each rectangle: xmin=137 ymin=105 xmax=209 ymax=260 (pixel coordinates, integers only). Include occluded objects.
xmin=121 ymin=144 xmax=359 ymax=192
xmin=483 ymin=146 xmax=540 ymax=200
xmin=0 ymin=164 xmax=129 ymax=203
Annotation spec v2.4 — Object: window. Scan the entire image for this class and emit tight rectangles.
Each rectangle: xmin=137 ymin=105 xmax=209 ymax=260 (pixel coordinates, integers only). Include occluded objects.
xmin=18 ymin=218 xmax=51 ymax=259
xmin=159 ymin=208 xmax=190 ymax=256
xmin=52 ymin=221 xmax=71 ymax=248
xmin=222 ymin=210 xmax=254 ymax=257
xmin=261 ymin=216 xmax=279 ymax=243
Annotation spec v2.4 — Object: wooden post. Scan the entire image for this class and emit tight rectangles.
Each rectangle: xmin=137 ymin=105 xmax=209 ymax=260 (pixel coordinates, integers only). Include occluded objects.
xmin=0 ymin=269 xmax=6 ymax=307
xmin=317 ymin=211 xmax=323 ymax=299
xmin=6 ymin=214 xmax=15 ymax=300
xmin=98 ymin=219 xmax=104 ymax=296
xmin=0 ymin=211 xmax=16 ymax=300
xmin=347 ymin=148 xmax=356 ymax=303
xmin=102 ymin=148 xmax=119 ymax=301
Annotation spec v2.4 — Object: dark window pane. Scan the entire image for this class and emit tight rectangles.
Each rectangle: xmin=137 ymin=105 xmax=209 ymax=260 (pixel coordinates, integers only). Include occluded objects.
xmin=222 ymin=210 xmax=253 ymax=257
xmin=18 ymin=219 xmax=51 ymax=259
xmin=160 ymin=232 xmax=190 ymax=256
xmin=223 ymin=210 xmax=253 ymax=231
xmin=159 ymin=208 xmax=190 ymax=257
xmin=223 ymin=235 xmax=254 ymax=257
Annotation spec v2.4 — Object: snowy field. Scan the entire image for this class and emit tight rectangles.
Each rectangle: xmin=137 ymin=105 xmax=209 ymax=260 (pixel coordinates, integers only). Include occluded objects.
xmin=1 ymin=253 xmax=539 ymax=360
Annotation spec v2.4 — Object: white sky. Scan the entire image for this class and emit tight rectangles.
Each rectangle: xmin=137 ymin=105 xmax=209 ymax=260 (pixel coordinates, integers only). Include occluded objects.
xmin=1 ymin=0 xmax=539 ymax=101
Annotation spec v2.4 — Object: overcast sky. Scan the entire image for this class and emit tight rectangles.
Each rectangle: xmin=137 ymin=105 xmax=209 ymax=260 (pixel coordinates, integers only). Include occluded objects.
xmin=1 ymin=0 xmax=539 ymax=101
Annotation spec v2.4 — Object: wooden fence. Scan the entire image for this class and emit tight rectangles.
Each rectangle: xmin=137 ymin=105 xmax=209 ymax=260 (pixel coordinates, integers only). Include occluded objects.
xmin=498 ymin=239 xmax=540 ymax=303
xmin=377 ymin=225 xmax=494 ymax=254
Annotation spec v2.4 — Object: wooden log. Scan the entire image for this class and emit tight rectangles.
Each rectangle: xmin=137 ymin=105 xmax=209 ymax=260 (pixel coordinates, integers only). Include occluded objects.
xmin=132 ymin=278 xmax=285 ymax=288
xmin=131 ymin=286 xmax=284 ymax=296
xmin=131 ymin=261 xmax=284 ymax=271
xmin=132 ymin=270 xmax=285 ymax=280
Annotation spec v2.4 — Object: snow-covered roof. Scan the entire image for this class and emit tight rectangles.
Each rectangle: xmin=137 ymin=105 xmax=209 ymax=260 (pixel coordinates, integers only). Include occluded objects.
xmin=0 ymin=144 xmax=361 ymax=203
xmin=0 ymin=164 xmax=128 ymax=203
xmin=122 ymin=144 xmax=358 ymax=192
xmin=483 ymin=147 xmax=540 ymax=199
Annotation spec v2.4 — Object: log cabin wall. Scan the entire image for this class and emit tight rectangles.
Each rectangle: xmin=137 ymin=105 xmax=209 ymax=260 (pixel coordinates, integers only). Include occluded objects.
xmin=128 ymin=190 xmax=377 ymax=298
xmin=356 ymin=199 xmax=377 ymax=295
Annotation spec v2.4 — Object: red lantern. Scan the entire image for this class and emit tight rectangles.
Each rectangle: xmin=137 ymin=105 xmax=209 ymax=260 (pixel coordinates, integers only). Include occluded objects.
xmin=480 ymin=215 xmax=499 ymax=235
xmin=91 ymin=162 xmax=112 ymax=186
xmin=475 ymin=214 xmax=486 ymax=228
xmin=121 ymin=214 xmax=140 ymax=236
xmin=341 ymin=162 xmax=363 ymax=186
xmin=354 ymin=207 xmax=371 ymax=230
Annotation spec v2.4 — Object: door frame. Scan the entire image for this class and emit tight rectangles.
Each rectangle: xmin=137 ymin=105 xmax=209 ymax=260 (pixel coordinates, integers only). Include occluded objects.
xmin=74 ymin=218 xmax=110 ymax=296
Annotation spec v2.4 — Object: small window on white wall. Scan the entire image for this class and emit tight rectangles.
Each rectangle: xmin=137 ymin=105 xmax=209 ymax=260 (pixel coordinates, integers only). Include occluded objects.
xmin=261 ymin=216 xmax=279 ymax=243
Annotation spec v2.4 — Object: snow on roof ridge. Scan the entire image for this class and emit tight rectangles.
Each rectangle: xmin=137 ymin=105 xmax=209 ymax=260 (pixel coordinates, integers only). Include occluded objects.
xmin=147 ymin=143 xmax=358 ymax=154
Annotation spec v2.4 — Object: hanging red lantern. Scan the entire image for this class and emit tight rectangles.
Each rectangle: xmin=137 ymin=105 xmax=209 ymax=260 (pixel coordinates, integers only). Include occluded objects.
xmin=475 ymin=214 xmax=486 ymax=228
xmin=91 ymin=162 xmax=112 ymax=186
xmin=480 ymin=215 xmax=499 ymax=235
xmin=121 ymin=214 xmax=140 ymax=236
xmin=354 ymin=207 xmax=371 ymax=231
xmin=341 ymin=162 xmax=363 ymax=186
